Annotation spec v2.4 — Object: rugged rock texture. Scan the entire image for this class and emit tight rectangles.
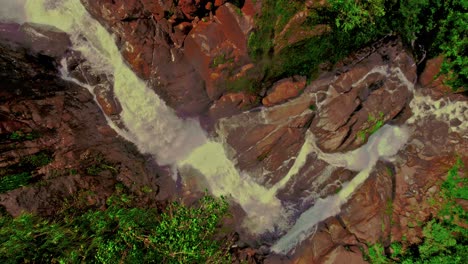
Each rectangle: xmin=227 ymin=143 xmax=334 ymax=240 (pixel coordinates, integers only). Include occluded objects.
xmin=268 ymin=54 xmax=468 ymax=263
xmin=219 ymin=35 xmax=467 ymax=262
xmin=308 ymin=37 xmax=416 ymax=153
xmin=217 ymin=37 xmax=414 ymax=187
xmin=79 ymin=0 xmax=258 ymax=118
xmin=218 ymin=94 xmax=315 ymax=186
xmin=1 ymin=1 xmax=467 ymax=263
xmin=0 ymin=23 xmax=164 ymax=217
xmin=262 ymin=76 xmax=307 ymax=107
xmin=418 ymin=56 xmax=453 ymax=97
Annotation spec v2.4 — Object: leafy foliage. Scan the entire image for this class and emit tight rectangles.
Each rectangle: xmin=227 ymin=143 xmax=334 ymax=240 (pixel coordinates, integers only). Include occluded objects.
xmin=0 ymin=172 xmax=31 ymax=193
xmin=0 ymin=152 xmax=53 ymax=193
xmin=328 ymin=0 xmax=386 ymax=32
xmin=85 ymin=154 xmax=118 ymax=176
xmin=366 ymin=158 xmax=467 ymax=263
xmin=358 ymin=112 xmax=385 ymax=141
xmin=248 ymin=0 xmax=467 ymax=91
xmin=19 ymin=152 xmax=53 ymax=168
xmin=8 ymin=130 xmax=40 ymax=141
xmin=0 ymin=191 xmax=231 ymax=263
xmin=434 ymin=1 xmax=468 ymax=90
xmin=367 ymin=243 xmax=388 ymax=264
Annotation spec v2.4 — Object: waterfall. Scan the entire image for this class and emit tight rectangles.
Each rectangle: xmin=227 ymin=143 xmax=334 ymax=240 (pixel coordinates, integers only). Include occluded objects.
xmin=23 ymin=0 xmax=286 ymax=235
xmin=7 ymin=0 xmax=465 ymax=256
xmin=271 ymin=125 xmax=410 ymax=254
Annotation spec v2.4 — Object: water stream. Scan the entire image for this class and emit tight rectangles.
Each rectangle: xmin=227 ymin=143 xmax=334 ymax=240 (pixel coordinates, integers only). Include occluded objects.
xmin=2 ymin=0 xmax=465 ymax=255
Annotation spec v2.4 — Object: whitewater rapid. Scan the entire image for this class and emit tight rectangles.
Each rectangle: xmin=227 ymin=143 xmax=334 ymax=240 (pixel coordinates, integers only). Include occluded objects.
xmin=4 ymin=0 xmax=464 ymax=255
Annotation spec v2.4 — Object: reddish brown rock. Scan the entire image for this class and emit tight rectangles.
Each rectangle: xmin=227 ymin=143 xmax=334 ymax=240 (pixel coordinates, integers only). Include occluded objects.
xmin=0 ymin=30 xmax=164 ymax=217
xmin=209 ymin=92 xmax=258 ymax=120
xmin=179 ymin=0 xmax=207 ymax=19
xmin=214 ymin=0 xmax=227 ymax=7
xmin=0 ymin=120 xmax=25 ymax=134
xmin=339 ymin=163 xmax=393 ymax=244
xmin=141 ymin=0 xmax=173 ymax=21
xmin=218 ymin=95 xmax=314 ymax=186
xmin=215 ymin=4 xmax=248 ymax=52
xmin=419 ymin=56 xmax=444 ymax=87
xmin=242 ymin=0 xmax=261 ymax=18
xmin=321 ymin=246 xmax=367 ymax=264
xmin=80 ymin=0 xmax=211 ymax=117
xmin=78 ymin=0 xmax=259 ymax=119
xmin=94 ymin=85 xmax=122 ymax=116
xmin=419 ymin=56 xmax=453 ymax=96
xmin=309 ymin=37 xmax=415 ymax=152
xmin=184 ymin=3 xmax=254 ymax=102
xmin=262 ymin=76 xmax=307 ymax=107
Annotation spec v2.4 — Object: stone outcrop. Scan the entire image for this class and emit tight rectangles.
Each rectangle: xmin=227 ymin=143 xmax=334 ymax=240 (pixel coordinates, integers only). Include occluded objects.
xmin=79 ymin=0 xmax=257 ymax=118
xmin=262 ymin=76 xmax=307 ymax=107
xmin=218 ymin=94 xmax=315 ymax=186
xmin=418 ymin=56 xmax=454 ymax=97
xmin=0 ymin=23 xmax=165 ymax=217
xmin=217 ymin=37 xmax=416 ymax=188
xmin=1 ymin=1 xmax=467 ymax=263
xmin=308 ymin=37 xmax=416 ymax=153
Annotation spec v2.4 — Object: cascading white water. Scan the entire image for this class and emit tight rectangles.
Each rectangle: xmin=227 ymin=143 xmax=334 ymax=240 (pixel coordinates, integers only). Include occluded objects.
xmin=24 ymin=0 xmax=206 ymax=166
xmin=7 ymin=0 xmax=465 ymax=256
xmin=271 ymin=125 xmax=410 ymax=254
xmin=23 ymin=0 xmax=286 ymax=235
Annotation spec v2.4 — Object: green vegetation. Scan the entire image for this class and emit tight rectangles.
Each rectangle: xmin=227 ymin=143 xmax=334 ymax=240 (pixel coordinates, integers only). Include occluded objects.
xmin=0 ymin=152 xmax=53 ymax=193
xmin=365 ymin=158 xmax=467 ymax=263
xmin=367 ymin=243 xmax=388 ymax=264
xmin=8 ymin=130 xmax=40 ymax=141
xmin=248 ymin=0 xmax=467 ymax=91
xmin=392 ymin=0 xmax=467 ymax=90
xmin=358 ymin=112 xmax=385 ymax=141
xmin=385 ymin=199 xmax=393 ymax=216
xmin=226 ymin=75 xmax=258 ymax=93
xmin=329 ymin=0 xmax=386 ymax=33
xmin=20 ymin=152 xmax=53 ymax=168
xmin=211 ymin=53 xmax=234 ymax=68
xmin=85 ymin=155 xmax=118 ymax=176
xmin=86 ymin=163 xmax=117 ymax=176
xmin=0 ymin=172 xmax=31 ymax=193
xmin=0 ymin=190 xmax=231 ymax=263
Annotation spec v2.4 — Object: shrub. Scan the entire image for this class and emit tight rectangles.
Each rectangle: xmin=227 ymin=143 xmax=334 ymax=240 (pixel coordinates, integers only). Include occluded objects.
xmin=366 ymin=158 xmax=467 ymax=263
xmin=248 ymin=0 xmax=466 ymax=91
xmin=0 ymin=172 xmax=31 ymax=193
xmin=0 ymin=193 xmax=231 ymax=263
xmin=0 ymin=152 xmax=53 ymax=193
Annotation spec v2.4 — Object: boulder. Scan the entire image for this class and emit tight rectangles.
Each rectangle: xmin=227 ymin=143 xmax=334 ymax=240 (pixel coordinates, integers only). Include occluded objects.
xmin=0 ymin=31 xmax=163 ymax=217
xmin=209 ymin=92 xmax=258 ymax=120
xmin=217 ymin=95 xmax=314 ymax=186
xmin=309 ymin=37 xmax=415 ymax=152
xmin=262 ymin=76 xmax=307 ymax=106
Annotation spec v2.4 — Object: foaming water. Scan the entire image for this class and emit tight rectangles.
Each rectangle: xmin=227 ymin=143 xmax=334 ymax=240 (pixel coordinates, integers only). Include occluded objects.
xmin=23 ymin=0 xmax=286 ymax=234
xmin=0 ymin=0 xmax=26 ymax=23
xmin=409 ymin=92 xmax=468 ymax=136
xmin=25 ymin=0 xmax=206 ymax=165
xmin=16 ymin=0 xmax=466 ymax=255
xmin=271 ymin=125 xmax=410 ymax=254
xmin=179 ymin=142 xmax=287 ymax=234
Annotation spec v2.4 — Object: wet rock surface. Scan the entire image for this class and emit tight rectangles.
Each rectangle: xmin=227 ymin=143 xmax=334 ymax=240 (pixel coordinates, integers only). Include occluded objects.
xmin=79 ymin=0 xmax=256 ymax=119
xmin=1 ymin=2 xmax=467 ymax=263
xmin=217 ymin=36 xmax=467 ymax=262
xmin=308 ymin=37 xmax=415 ymax=153
xmin=0 ymin=23 xmax=165 ymax=217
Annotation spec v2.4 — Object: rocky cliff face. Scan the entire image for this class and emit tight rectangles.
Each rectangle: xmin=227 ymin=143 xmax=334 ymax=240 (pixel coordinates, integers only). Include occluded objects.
xmin=0 ymin=1 xmax=467 ymax=263
xmin=0 ymin=22 xmax=167 ymax=217
xmin=79 ymin=0 xmax=259 ymax=121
